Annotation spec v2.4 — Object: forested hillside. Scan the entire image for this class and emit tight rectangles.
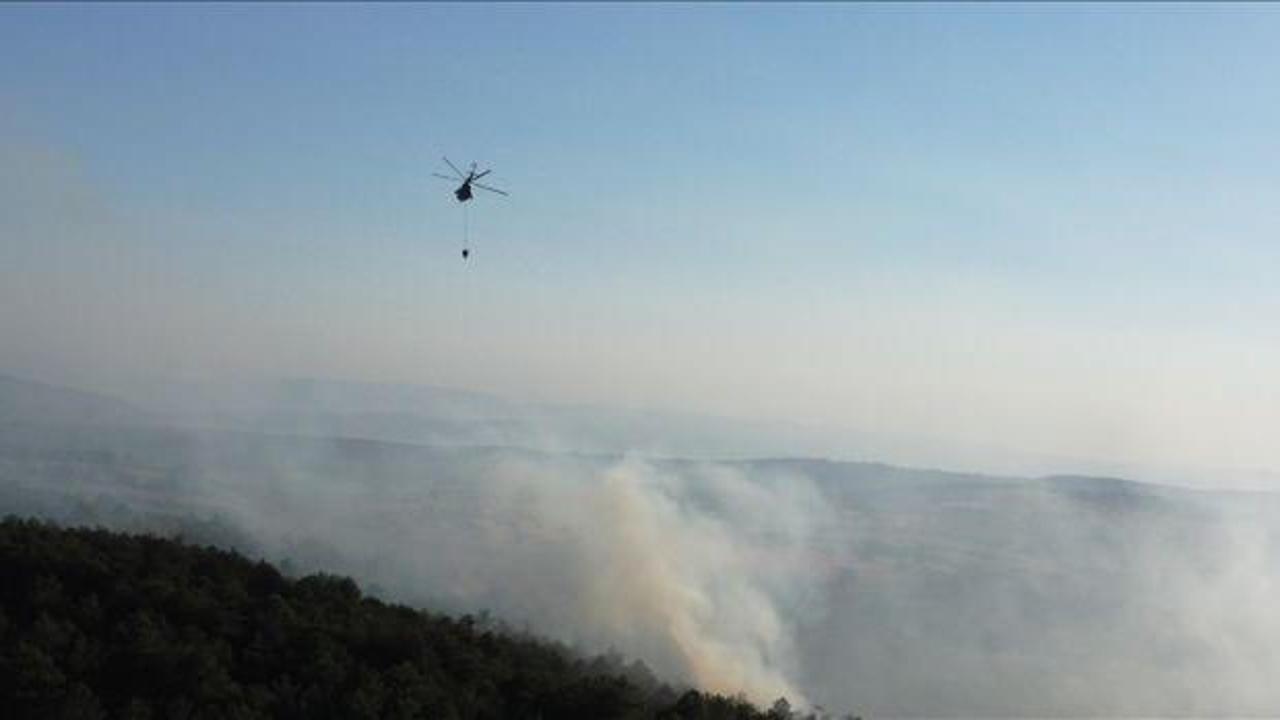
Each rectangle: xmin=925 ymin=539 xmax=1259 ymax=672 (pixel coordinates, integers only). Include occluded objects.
xmin=0 ymin=518 xmax=816 ymax=720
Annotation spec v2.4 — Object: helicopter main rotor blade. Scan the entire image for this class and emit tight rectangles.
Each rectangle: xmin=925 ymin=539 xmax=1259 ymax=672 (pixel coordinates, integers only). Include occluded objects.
xmin=473 ymin=182 xmax=508 ymax=196
xmin=442 ymin=156 xmax=465 ymax=177
xmin=472 ymin=169 xmax=492 ymax=180
xmin=432 ymin=173 xmax=462 ymax=181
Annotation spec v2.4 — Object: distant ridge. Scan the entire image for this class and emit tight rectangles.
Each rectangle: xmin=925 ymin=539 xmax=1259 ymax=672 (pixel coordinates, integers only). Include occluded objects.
xmin=0 ymin=373 xmax=152 ymax=427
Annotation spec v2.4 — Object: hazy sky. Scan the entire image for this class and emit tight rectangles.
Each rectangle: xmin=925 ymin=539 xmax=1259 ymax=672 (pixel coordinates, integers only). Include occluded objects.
xmin=4 ymin=4 xmax=1280 ymax=482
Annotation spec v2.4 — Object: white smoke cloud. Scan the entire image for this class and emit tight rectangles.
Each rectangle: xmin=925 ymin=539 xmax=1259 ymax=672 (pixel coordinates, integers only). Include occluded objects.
xmin=474 ymin=456 xmax=829 ymax=705
xmin=149 ymin=439 xmax=830 ymax=706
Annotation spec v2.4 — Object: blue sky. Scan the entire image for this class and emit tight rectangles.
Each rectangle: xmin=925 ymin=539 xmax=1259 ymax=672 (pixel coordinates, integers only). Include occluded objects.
xmin=4 ymin=4 xmax=1280 ymax=482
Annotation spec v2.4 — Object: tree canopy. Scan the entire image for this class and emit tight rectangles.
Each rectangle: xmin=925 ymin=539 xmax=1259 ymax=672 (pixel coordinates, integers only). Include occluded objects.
xmin=0 ymin=517 xmax=816 ymax=720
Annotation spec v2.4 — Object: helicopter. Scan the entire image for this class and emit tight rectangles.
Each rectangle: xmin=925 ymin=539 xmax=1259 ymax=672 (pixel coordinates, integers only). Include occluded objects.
xmin=433 ymin=157 xmax=508 ymax=203
xmin=434 ymin=157 xmax=507 ymax=259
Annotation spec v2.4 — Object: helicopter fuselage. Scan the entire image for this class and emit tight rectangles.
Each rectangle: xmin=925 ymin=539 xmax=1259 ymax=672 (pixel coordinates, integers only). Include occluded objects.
xmin=454 ymin=181 xmax=473 ymax=202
